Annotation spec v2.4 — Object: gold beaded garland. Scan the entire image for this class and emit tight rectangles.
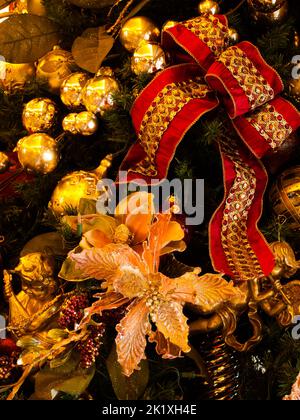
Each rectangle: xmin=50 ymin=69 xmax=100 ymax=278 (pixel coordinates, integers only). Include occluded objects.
xmin=22 ymin=98 xmax=58 ymax=133
xmin=63 ymin=112 xmax=98 ymax=136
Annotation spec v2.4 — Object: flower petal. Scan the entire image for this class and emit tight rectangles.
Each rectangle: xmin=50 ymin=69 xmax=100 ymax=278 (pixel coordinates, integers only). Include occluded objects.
xmin=116 ymin=299 xmax=151 ymax=377
xmin=83 ymin=292 xmax=130 ymax=322
xmin=149 ymin=330 xmax=182 ymax=359
xmin=155 ymin=300 xmax=190 ymax=353
xmin=82 ymin=229 xmax=112 ymax=249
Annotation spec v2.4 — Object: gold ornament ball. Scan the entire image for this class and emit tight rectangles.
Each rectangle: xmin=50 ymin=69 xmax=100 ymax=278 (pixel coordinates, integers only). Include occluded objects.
xmin=22 ymin=98 xmax=57 ymax=133
xmin=248 ymin=0 xmax=285 ymax=13
xmin=289 ymin=78 xmax=300 ymax=102
xmin=198 ymin=0 xmax=221 ymax=15
xmin=0 ymin=152 xmax=10 ymax=174
xmin=270 ymin=166 xmax=300 ymax=231
xmin=60 ymin=72 xmax=90 ymax=109
xmin=120 ymin=16 xmax=160 ymax=53
xmin=49 ymin=171 xmax=100 ymax=217
xmin=62 ymin=113 xmax=78 ymax=135
xmin=0 ymin=62 xmax=36 ymax=93
xmin=228 ymin=27 xmax=240 ymax=44
xmin=248 ymin=0 xmax=288 ymax=24
xmin=63 ymin=112 xmax=98 ymax=136
xmin=16 ymin=133 xmax=60 ymax=174
xmin=82 ymin=75 xmax=119 ymax=115
xmin=131 ymin=42 xmax=168 ymax=75
xmin=36 ymin=47 xmax=78 ymax=95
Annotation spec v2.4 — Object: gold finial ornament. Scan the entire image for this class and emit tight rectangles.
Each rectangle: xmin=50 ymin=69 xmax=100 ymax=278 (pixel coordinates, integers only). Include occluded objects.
xmin=269 ymin=166 xmax=300 ymax=231
xmin=16 ymin=133 xmax=60 ymax=174
xmin=120 ymin=16 xmax=160 ymax=53
xmin=228 ymin=27 xmax=240 ymax=45
xmin=131 ymin=42 xmax=168 ymax=75
xmin=22 ymin=98 xmax=58 ymax=133
xmin=82 ymin=75 xmax=119 ymax=115
xmin=60 ymin=72 xmax=91 ymax=109
xmin=198 ymin=0 xmax=221 ymax=15
xmin=0 ymin=152 xmax=10 ymax=174
xmin=3 ymin=253 xmax=61 ymax=337
xmin=36 ymin=47 xmax=78 ymax=95
xmin=63 ymin=111 xmax=99 ymax=136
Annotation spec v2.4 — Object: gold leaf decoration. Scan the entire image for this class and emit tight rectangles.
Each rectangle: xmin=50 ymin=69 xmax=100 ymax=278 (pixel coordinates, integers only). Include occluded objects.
xmin=116 ymin=299 xmax=151 ymax=377
xmin=0 ymin=15 xmax=61 ymax=64
xmin=106 ymin=344 xmax=149 ymax=400
xmin=72 ymin=26 xmax=114 ymax=73
xmin=155 ymin=301 xmax=190 ymax=353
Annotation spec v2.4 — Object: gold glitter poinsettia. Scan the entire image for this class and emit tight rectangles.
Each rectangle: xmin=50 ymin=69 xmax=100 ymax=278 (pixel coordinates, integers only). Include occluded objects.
xmin=283 ymin=372 xmax=300 ymax=400
xmin=71 ymin=214 xmax=241 ymax=377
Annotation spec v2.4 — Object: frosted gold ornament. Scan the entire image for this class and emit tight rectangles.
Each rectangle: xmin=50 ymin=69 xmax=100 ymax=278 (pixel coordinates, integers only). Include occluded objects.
xmin=16 ymin=133 xmax=60 ymax=174
xmin=63 ymin=111 xmax=98 ymax=136
xmin=82 ymin=75 xmax=119 ymax=115
xmin=289 ymin=78 xmax=300 ymax=102
xmin=0 ymin=152 xmax=10 ymax=174
xmin=120 ymin=16 xmax=160 ymax=53
xmin=0 ymin=62 xmax=36 ymax=93
xmin=36 ymin=47 xmax=78 ymax=95
xmin=269 ymin=166 xmax=300 ymax=231
xmin=198 ymin=0 xmax=221 ymax=15
xmin=131 ymin=42 xmax=168 ymax=75
xmin=60 ymin=72 xmax=90 ymax=109
xmin=22 ymin=98 xmax=58 ymax=133
xmin=248 ymin=0 xmax=288 ymax=24
xmin=49 ymin=171 xmax=100 ymax=217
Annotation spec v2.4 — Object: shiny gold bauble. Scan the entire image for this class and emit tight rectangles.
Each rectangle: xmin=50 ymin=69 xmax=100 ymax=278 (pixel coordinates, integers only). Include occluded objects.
xmin=16 ymin=133 xmax=60 ymax=174
xmin=0 ymin=152 xmax=10 ymax=174
xmin=22 ymin=98 xmax=57 ymax=133
xmin=36 ymin=47 xmax=78 ymax=95
xmin=120 ymin=16 xmax=160 ymax=53
xmin=82 ymin=75 xmax=119 ymax=115
xmin=60 ymin=72 xmax=90 ymax=109
xmin=289 ymin=78 xmax=300 ymax=103
xmin=248 ymin=0 xmax=285 ymax=12
xmin=228 ymin=28 xmax=240 ymax=44
xmin=270 ymin=166 xmax=300 ymax=231
xmin=248 ymin=0 xmax=288 ymax=24
xmin=63 ymin=111 xmax=98 ymax=136
xmin=49 ymin=171 xmax=100 ymax=217
xmin=162 ymin=20 xmax=179 ymax=31
xmin=131 ymin=42 xmax=168 ymax=75
xmin=198 ymin=0 xmax=221 ymax=15
xmin=0 ymin=62 xmax=36 ymax=92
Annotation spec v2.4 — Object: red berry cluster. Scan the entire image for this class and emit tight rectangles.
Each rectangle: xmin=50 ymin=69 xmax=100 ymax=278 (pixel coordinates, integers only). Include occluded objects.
xmin=0 ymin=352 xmax=18 ymax=382
xmin=77 ymin=325 xmax=105 ymax=369
xmin=58 ymin=293 xmax=89 ymax=329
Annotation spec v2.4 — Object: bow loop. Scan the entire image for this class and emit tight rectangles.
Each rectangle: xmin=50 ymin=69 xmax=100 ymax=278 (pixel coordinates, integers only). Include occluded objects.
xmin=205 ymin=42 xmax=284 ymax=119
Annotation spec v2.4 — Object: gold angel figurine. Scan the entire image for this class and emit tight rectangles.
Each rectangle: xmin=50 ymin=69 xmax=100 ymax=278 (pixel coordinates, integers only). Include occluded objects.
xmin=3 ymin=253 xmax=62 ymax=338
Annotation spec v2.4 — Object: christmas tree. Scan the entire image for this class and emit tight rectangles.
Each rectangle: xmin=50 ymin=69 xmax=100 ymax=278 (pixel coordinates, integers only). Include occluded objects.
xmin=0 ymin=0 xmax=300 ymax=401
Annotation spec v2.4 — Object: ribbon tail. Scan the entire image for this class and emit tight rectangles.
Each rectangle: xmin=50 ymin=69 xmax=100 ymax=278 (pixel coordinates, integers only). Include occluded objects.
xmin=209 ymin=128 xmax=275 ymax=281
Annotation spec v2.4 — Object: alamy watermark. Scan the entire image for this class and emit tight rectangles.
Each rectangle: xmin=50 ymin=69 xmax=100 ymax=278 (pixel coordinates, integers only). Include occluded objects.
xmin=0 ymin=315 xmax=6 ymax=339
xmin=96 ymin=172 xmax=205 ymax=226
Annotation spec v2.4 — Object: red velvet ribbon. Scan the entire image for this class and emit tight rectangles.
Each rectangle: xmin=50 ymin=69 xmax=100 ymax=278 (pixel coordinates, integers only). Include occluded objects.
xmin=119 ymin=14 xmax=300 ymax=282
